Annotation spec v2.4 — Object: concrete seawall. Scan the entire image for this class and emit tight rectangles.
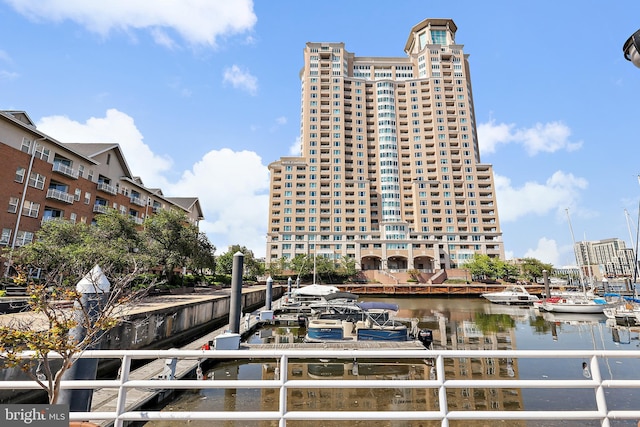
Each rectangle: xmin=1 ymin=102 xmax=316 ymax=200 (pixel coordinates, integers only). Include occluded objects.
xmin=0 ymin=285 xmax=284 ymax=403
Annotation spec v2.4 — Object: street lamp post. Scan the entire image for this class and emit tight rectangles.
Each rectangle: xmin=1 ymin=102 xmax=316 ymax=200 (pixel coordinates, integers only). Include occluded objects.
xmin=623 ymin=29 xmax=640 ymax=68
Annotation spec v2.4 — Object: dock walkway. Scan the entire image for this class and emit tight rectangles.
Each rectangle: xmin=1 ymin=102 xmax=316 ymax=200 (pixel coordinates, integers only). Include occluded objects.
xmin=91 ymin=299 xmax=264 ymax=426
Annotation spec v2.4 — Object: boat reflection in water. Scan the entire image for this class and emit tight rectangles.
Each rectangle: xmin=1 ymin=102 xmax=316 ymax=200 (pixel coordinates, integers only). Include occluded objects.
xmin=142 ymin=298 xmax=640 ymax=427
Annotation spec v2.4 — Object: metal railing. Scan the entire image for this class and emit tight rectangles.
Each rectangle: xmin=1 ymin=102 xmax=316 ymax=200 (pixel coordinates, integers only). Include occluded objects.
xmin=3 ymin=349 xmax=640 ymax=426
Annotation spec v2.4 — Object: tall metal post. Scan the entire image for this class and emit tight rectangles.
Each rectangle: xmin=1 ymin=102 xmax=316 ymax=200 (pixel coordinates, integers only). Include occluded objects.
xmin=542 ymin=270 xmax=549 ymax=300
xmin=228 ymin=252 xmax=244 ymax=333
xmin=266 ymin=276 xmax=273 ymax=311
xmin=58 ymin=265 xmax=110 ymax=411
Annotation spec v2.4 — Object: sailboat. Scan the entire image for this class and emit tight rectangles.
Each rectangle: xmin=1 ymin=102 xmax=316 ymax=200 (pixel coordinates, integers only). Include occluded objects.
xmin=280 ymin=248 xmax=340 ymax=312
xmin=540 ymin=209 xmax=618 ymax=314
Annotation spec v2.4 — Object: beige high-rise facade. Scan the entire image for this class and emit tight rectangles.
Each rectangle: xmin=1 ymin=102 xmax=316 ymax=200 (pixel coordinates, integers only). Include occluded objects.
xmin=267 ymin=18 xmax=504 ymax=273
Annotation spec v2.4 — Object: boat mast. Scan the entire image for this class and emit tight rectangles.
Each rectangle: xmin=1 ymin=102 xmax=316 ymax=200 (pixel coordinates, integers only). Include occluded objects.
xmin=566 ymin=208 xmax=587 ymax=291
xmin=313 ymin=245 xmax=317 ymax=285
xmin=624 ymin=207 xmax=640 ymax=285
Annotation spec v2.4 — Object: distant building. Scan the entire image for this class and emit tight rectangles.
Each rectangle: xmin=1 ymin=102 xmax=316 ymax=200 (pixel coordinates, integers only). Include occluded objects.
xmin=0 ymin=110 xmax=203 ymax=276
xmin=266 ymin=18 xmax=504 ymax=274
xmin=574 ymin=238 xmax=636 ymax=280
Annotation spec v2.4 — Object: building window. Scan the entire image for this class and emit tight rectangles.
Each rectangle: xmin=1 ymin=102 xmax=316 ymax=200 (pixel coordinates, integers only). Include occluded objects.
xmin=8 ymin=197 xmax=19 ymax=213
xmin=29 ymin=173 xmax=46 ymax=190
xmin=21 ymin=138 xmax=31 ymax=153
xmin=15 ymin=230 xmax=34 ymax=246
xmin=22 ymin=201 xmax=40 ymax=218
xmin=0 ymin=228 xmax=11 ymax=245
xmin=15 ymin=167 xmax=25 ymax=183
xmin=34 ymin=145 xmax=50 ymax=161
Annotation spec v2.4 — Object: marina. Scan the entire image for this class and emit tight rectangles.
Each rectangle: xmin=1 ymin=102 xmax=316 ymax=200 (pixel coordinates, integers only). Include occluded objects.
xmin=133 ymin=296 xmax=640 ymax=427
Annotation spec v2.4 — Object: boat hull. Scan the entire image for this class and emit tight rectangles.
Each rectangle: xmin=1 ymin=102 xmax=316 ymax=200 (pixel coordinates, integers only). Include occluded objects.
xmin=481 ymin=285 xmax=540 ymax=305
xmin=357 ymin=327 xmax=408 ymax=341
xmin=483 ymin=295 xmax=538 ymax=305
xmin=306 ymin=319 xmax=345 ymax=341
xmin=541 ymin=302 xmax=607 ymax=314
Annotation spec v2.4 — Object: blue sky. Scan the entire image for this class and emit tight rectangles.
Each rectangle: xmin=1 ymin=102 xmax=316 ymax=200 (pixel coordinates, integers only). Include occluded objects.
xmin=1 ymin=0 xmax=640 ymax=265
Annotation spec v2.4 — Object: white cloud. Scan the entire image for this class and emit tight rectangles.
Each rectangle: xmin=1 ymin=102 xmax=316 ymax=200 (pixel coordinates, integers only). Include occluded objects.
xmin=289 ymin=136 xmax=301 ymax=156
xmin=523 ymin=237 xmax=561 ymax=265
xmin=223 ymin=65 xmax=257 ymax=95
xmin=269 ymin=116 xmax=287 ymax=132
xmin=36 ymin=109 xmax=270 ymax=257
xmin=495 ymin=171 xmax=588 ymax=222
xmin=167 ymin=148 xmax=270 ymax=257
xmin=150 ymin=28 xmax=178 ymax=50
xmin=478 ymin=119 xmax=583 ymax=156
xmin=0 ymin=70 xmax=19 ymax=80
xmin=36 ymin=109 xmax=172 ymax=188
xmin=5 ymin=0 xmax=257 ymax=48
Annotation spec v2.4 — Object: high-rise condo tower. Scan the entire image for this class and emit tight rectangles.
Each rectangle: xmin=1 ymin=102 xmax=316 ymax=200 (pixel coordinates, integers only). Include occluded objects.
xmin=267 ymin=18 xmax=504 ymax=274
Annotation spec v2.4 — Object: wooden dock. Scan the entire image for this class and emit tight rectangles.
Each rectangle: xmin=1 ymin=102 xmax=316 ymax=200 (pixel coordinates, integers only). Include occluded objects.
xmin=244 ymin=341 xmax=427 ymax=350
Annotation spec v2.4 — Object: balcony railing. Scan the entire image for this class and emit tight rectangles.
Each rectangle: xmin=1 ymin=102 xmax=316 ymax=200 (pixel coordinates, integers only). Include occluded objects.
xmin=130 ymin=196 xmax=146 ymax=207
xmin=93 ymin=204 xmax=109 ymax=214
xmin=130 ymin=216 xmax=144 ymax=225
xmin=97 ymin=182 xmax=118 ymax=195
xmin=52 ymin=161 xmax=78 ymax=179
xmin=46 ymin=188 xmax=74 ymax=204
xmin=2 ymin=349 xmax=640 ymax=427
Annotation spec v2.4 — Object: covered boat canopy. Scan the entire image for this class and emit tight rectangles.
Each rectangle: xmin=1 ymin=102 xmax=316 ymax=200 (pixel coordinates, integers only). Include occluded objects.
xmin=323 ymin=292 xmax=359 ymax=301
xmin=357 ymin=301 xmax=399 ymax=312
xmin=291 ymin=284 xmax=340 ymax=297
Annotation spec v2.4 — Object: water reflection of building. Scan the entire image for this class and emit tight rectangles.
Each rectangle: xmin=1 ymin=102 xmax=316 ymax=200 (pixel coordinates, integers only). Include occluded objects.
xmin=428 ymin=307 xmax=526 ymax=420
xmin=258 ymin=312 xmax=526 ymax=425
xmin=261 ymin=359 xmax=440 ymax=421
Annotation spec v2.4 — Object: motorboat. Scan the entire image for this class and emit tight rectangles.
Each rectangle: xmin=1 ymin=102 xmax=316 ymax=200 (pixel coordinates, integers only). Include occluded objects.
xmin=305 ymin=300 xmax=416 ymax=343
xmin=309 ymin=292 xmax=361 ymax=317
xmin=603 ymin=297 xmax=640 ymax=326
xmin=280 ymin=284 xmax=340 ymax=313
xmin=481 ymin=285 xmax=540 ymax=305
xmin=305 ymin=316 xmax=410 ymax=342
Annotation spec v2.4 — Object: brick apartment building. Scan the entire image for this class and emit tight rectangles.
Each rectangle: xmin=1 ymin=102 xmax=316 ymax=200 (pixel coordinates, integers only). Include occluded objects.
xmin=0 ymin=109 xmax=203 ymax=276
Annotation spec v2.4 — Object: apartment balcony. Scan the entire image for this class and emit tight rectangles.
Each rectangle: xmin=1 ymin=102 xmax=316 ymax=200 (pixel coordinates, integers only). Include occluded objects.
xmin=52 ymin=162 xmax=78 ymax=179
xmin=130 ymin=196 xmax=146 ymax=207
xmin=130 ymin=216 xmax=144 ymax=225
xmin=93 ymin=204 xmax=109 ymax=214
xmin=97 ymin=182 xmax=118 ymax=195
xmin=46 ymin=188 xmax=74 ymax=204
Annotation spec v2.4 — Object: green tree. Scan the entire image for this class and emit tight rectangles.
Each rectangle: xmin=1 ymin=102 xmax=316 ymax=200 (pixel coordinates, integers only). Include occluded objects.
xmin=143 ymin=209 xmax=201 ymax=285
xmin=0 ymin=212 xmax=153 ymax=404
xmin=521 ymin=258 xmax=554 ymax=283
xmin=216 ymin=245 xmax=262 ymax=280
xmin=337 ymin=256 xmax=357 ymax=278
xmin=187 ymin=232 xmax=216 ymax=276
xmin=290 ymin=254 xmax=312 ymax=278
xmin=465 ymin=254 xmax=498 ymax=281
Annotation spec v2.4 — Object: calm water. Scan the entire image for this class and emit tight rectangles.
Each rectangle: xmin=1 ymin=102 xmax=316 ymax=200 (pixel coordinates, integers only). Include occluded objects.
xmin=143 ymin=297 xmax=640 ymax=427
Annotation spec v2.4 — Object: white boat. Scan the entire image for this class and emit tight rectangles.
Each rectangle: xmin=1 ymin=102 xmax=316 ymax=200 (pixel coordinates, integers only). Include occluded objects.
xmin=540 ymin=295 xmax=615 ymax=314
xmin=481 ymin=285 xmax=540 ymax=305
xmin=281 ymin=284 xmax=340 ymax=313
xmin=603 ymin=298 xmax=640 ymax=326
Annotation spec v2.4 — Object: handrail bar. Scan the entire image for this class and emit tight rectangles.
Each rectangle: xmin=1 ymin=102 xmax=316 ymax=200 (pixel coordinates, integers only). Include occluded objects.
xmin=3 ymin=349 xmax=640 ymax=426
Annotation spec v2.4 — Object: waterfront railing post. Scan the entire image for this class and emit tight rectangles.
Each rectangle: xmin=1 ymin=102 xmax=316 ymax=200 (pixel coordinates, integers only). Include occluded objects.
xmin=59 ymin=265 xmax=110 ymax=412
xmin=266 ymin=276 xmax=273 ymax=311
xmin=543 ymin=269 xmax=550 ymax=298
xmin=229 ymin=251 xmax=244 ymax=334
